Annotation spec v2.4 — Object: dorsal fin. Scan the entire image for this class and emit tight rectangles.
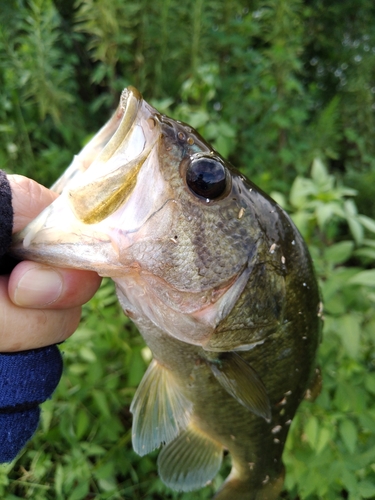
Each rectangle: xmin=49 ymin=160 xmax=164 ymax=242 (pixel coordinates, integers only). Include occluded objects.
xmin=208 ymin=352 xmax=271 ymax=422
xmin=157 ymin=422 xmax=223 ymax=492
xmin=130 ymin=359 xmax=193 ymax=456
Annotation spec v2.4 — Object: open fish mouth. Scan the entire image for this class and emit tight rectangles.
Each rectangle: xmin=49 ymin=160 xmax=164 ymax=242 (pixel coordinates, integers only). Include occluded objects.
xmin=58 ymin=87 xmax=156 ymax=225
xmin=50 ymin=86 xmax=145 ymax=199
xmin=12 ymin=87 xmax=172 ymax=276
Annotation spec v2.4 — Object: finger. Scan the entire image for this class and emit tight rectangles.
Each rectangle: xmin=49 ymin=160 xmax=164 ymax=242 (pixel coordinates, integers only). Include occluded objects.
xmin=0 ymin=276 xmax=82 ymax=352
xmin=7 ymin=174 xmax=58 ymax=233
xmin=8 ymin=261 xmax=102 ymax=309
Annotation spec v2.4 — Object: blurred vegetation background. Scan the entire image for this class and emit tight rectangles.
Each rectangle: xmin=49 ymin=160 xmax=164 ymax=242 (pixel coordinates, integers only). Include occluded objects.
xmin=1 ymin=0 xmax=375 ymax=498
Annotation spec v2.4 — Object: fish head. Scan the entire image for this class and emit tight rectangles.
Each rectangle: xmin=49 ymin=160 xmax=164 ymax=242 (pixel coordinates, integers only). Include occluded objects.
xmin=12 ymin=87 xmax=291 ymax=348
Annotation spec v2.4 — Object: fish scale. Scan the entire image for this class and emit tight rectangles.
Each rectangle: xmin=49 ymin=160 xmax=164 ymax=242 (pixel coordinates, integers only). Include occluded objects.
xmin=12 ymin=86 xmax=322 ymax=499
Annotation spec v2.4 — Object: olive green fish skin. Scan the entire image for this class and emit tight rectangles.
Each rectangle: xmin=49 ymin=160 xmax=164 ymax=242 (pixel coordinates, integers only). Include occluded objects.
xmin=118 ymin=117 xmax=322 ymax=496
xmin=12 ymin=89 xmax=322 ymax=499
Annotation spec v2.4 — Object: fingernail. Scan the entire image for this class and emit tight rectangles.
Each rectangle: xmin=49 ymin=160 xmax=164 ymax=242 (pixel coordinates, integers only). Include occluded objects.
xmin=14 ymin=267 xmax=63 ymax=307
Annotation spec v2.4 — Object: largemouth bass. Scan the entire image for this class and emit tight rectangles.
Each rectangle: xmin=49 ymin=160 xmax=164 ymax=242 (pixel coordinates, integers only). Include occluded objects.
xmin=12 ymin=87 xmax=322 ymax=499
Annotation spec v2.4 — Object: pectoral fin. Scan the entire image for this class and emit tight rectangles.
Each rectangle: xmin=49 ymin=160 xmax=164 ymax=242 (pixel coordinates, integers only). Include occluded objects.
xmin=130 ymin=359 xmax=193 ymax=456
xmin=157 ymin=423 xmax=223 ymax=492
xmin=209 ymin=352 xmax=271 ymax=422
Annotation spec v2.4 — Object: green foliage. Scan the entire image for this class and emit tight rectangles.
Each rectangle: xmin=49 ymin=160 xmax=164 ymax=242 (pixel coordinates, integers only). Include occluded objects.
xmin=1 ymin=1 xmax=375 ymax=498
xmin=282 ymin=160 xmax=375 ymax=500
xmin=2 ymin=0 xmax=375 ymax=190
xmin=284 ymin=158 xmax=373 ymax=245
xmin=0 ymin=0 xmax=80 ymax=184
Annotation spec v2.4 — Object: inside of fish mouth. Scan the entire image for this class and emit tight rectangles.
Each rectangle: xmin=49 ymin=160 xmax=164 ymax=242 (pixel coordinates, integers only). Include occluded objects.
xmin=66 ymin=87 xmax=149 ymax=224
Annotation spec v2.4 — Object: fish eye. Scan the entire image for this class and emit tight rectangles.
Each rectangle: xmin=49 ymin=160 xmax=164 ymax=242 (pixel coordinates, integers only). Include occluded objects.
xmin=186 ymin=156 xmax=228 ymax=200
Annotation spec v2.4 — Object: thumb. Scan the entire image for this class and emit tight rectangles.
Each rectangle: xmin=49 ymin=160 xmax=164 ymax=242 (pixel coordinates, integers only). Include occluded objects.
xmin=7 ymin=174 xmax=58 ymax=234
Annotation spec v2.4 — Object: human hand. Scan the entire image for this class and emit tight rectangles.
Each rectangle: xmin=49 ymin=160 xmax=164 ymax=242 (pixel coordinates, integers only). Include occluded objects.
xmin=0 ymin=174 xmax=102 ymax=352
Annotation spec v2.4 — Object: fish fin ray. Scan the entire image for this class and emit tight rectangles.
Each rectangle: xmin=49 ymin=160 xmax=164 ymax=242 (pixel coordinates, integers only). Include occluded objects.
xmin=130 ymin=359 xmax=193 ymax=456
xmin=209 ymin=352 xmax=271 ymax=421
xmin=157 ymin=423 xmax=223 ymax=492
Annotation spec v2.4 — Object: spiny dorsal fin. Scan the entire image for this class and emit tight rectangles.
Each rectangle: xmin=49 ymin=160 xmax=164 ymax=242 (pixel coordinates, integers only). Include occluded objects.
xmin=208 ymin=352 xmax=271 ymax=422
xmin=130 ymin=359 xmax=193 ymax=456
xmin=157 ymin=423 xmax=223 ymax=492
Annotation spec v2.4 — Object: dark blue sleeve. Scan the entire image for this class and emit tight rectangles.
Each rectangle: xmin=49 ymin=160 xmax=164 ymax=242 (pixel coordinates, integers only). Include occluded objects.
xmin=0 ymin=170 xmax=13 ymax=260
xmin=0 ymin=171 xmax=63 ymax=463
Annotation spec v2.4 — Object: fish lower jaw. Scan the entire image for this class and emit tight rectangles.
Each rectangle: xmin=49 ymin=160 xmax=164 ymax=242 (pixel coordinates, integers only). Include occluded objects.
xmin=11 ymin=242 xmax=129 ymax=277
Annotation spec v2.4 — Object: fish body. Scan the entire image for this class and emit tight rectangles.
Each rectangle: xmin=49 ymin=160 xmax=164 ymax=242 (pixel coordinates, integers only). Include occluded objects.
xmin=12 ymin=87 xmax=322 ymax=499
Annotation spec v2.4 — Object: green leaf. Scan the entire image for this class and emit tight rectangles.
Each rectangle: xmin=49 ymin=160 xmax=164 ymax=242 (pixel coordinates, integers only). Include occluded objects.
xmin=79 ymin=346 xmax=96 ymax=362
xmin=290 ymin=211 xmax=312 ymax=238
xmin=344 ymin=199 xmax=358 ymax=217
xmin=316 ymin=427 xmax=331 ymax=454
xmin=54 ymin=464 xmax=64 ymax=497
xmin=68 ymin=480 xmax=89 ymax=500
xmin=325 ymin=241 xmax=354 ymax=265
xmin=339 ymin=419 xmax=358 ymax=454
xmin=347 ymin=217 xmax=364 ymax=245
xmin=127 ymin=347 xmax=147 ymax=386
xmin=322 ymin=267 xmax=361 ymax=301
xmin=365 ymin=374 xmax=375 ymax=395
xmin=354 ymin=248 xmax=375 ymax=260
xmin=75 ymin=409 xmax=90 ymax=440
xmin=340 ymin=468 xmax=358 ymax=494
xmin=289 ymin=177 xmax=315 ymax=208
xmin=40 ymin=399 xmax=54 ymax=433
xmin=316 ymin=203 xmax=335 ymax=229
xmin=187 ymin=110 xmax=209 ymax=128
xmin=304 ymin=416 xmax=319 ymax=449
xmin=355 ymin=445 xmax=375 ymax=468
xmin=362 ymin=239 xmax=375 ymax=249
xmin=92 ymin=390 xmax=111 ymax=418
xmin=335 ymin=314 xmax=361 ymax=359
xmin=349 ymin=270 xmax=375 ymax=287
xmin=358 ymin=215 xmax=375 ymax=234
xmin=311 ymin=157 xmax=329 ymax=184
xmin=270 ymin=191 xmax=287 ymax=208
xmin=358 ymin=480 xmax=375 ymax=498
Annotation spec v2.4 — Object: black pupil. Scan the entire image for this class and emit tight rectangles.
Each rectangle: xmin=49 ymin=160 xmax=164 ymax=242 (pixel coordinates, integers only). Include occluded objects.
xmin=186 ymin=158 xmax=226 ymax=200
